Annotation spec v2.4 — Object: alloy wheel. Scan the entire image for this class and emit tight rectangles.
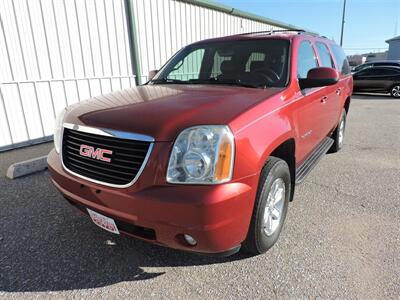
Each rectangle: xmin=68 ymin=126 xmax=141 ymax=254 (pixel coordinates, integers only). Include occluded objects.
xmin=263 ymin=178 xmax=285 ymax=236
xmin=392 ymin=85 xmax=400 ymax=98
xmin=338 ymin=118 xmax=345 ymax=147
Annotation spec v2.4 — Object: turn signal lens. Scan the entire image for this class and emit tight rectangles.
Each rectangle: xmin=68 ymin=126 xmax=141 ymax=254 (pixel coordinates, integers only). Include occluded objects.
xmin=214 ymin=134 xmax=234 ymax=181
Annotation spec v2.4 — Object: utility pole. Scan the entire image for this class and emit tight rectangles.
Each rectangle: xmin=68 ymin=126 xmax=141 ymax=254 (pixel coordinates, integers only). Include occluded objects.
xmin=340 ymin=0 xmax=347 ymax=46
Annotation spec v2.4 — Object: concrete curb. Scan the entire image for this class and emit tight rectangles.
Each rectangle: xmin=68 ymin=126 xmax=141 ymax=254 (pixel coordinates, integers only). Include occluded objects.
xmin=6 ymin=156 xmax=48 ymax=179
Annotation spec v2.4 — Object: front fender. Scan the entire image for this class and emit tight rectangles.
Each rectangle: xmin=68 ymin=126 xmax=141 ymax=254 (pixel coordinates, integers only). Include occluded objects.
xmin=232 ymin=110 xmax=295 ymax=180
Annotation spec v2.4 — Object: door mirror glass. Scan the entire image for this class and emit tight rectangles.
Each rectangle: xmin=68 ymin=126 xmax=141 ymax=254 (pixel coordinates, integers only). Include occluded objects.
xmin=299 ymin=67 xmax=339 ymax=89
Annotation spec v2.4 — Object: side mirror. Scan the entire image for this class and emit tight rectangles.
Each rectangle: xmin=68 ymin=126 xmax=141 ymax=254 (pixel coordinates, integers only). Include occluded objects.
xmin=148 ymin=70 xmax=159 ymax=81
xmin=299 ymin=67 xmax=339 ymax=89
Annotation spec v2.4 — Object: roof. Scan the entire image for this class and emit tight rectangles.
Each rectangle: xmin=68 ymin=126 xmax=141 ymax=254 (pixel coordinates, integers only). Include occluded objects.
xmin=386 ymin=35 xmax=400 ymax=43
xmin=191 ymin=30 xmax=331 ymax=45
xmin=362 ymin=60 xmax=400 ymax=64
xmin=356 ymin=66 xmax=400 ymax=72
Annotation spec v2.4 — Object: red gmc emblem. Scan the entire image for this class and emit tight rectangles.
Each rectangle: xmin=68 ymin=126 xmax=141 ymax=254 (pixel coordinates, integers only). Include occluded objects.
xmin=79 ymin=144 xmax=113 ymax=162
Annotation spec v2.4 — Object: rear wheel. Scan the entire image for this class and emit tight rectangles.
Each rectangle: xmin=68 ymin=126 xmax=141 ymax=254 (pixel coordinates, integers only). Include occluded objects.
xmin=329 ymin=110 xmax=346 ymax=153
xmin=242 ymin=157 xmax=291 ymax=255
xmin=390 ymin=84 xmax=400 ymax=98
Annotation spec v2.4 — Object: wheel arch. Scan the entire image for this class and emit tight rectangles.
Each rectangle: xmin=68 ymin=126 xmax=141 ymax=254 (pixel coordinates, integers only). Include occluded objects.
xmin=266 ymin=138 xmax=296 ymax=201
xmin=344 ymin=96 xmax=351 ymax=114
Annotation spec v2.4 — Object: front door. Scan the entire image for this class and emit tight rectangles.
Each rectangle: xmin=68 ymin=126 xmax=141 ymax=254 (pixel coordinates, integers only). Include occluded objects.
xmin=294 ymin=40 xmax=327 ymax=163
xmin=293 ymin=87 xmax=329 ymax=163
xmin=353 ymin=68 xmax=384 ymax=92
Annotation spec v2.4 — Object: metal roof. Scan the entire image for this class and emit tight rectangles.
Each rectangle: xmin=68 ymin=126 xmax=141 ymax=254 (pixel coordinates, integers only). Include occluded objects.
xmin=386 ymin=35 xmax=400 ymax=43
xmin=179 ymin=0 xmax=318 ymax=35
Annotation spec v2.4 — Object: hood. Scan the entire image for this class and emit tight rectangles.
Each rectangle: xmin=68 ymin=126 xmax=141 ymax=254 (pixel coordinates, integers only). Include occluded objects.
xmin=64 ymin=85 xmax=283 ymax=141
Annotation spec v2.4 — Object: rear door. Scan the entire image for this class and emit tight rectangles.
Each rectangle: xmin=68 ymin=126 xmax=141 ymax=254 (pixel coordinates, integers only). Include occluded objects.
xmin=379 ymin=68 xmax=400 ymax=91
xmin=329 ymin=44 xmax=352 ymax=124
xmin=353 ymin=69 xmax=374 ymax=91
xmin=315 ymin=41 xmax=340 ymax=134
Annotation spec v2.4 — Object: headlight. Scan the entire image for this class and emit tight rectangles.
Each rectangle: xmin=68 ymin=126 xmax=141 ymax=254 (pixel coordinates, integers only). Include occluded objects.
xmin=54 ymin=108 xmax=67 ymax=153
xmin=167 ymin=126 xmax=234 ymax=184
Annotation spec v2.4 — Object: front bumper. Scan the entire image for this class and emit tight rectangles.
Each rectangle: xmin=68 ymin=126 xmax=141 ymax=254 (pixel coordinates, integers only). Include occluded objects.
xmin=47 ymin=149 xmax=258 ymax=255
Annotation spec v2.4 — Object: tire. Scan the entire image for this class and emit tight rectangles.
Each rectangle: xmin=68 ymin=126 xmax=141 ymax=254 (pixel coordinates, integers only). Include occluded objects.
xmin=390 ymin=84 xmax=400 ymax=98
xmin=242 ymin=157 xmax=291 ymax=255
xmin=329 ymin=109 xmax=347 ymax=153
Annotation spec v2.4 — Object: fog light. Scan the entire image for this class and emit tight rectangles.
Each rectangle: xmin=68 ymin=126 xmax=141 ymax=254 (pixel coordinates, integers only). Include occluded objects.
xmin=183 ymin=234 xmax=197 ymax=246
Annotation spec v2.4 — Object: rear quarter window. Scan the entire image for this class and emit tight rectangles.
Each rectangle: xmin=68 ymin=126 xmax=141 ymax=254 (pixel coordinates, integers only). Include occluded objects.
xmin=330 ymin=44 xmax=351 ymax=76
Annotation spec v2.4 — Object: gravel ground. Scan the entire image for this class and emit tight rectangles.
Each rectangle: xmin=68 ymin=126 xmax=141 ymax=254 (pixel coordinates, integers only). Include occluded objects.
xmin=0 ymin=94 xmax=399 ymax=299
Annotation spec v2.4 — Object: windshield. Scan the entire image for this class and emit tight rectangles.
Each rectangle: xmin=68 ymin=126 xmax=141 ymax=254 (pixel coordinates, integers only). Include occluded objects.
xmin=151 ymin=39 xmax=290 ymax=88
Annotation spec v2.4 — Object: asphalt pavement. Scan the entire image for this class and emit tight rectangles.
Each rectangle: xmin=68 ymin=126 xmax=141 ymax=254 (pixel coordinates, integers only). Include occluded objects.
xmin=0 ymin=94 xmax=399 ymax=299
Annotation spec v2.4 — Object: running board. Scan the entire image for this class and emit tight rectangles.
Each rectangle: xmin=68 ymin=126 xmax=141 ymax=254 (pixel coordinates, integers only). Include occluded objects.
xmin=295 ymin=137 xmax=334 ymax=184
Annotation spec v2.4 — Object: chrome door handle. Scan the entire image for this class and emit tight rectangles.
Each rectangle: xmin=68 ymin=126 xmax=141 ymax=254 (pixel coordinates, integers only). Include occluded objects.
xmin=321 ymin=96 xmax=328 ymax=103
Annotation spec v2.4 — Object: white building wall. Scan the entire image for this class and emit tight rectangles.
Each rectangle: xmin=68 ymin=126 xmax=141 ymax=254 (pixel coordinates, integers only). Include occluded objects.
xmin=132 ymin=0 xmax=283 ymax=82
xmin=0 ymin=0 xmax=133 ymax=150
xmin=0 ymin=0 xmax=287 ymax=151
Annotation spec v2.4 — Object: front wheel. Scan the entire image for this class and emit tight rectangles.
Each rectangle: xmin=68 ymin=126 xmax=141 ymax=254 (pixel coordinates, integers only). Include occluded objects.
xmin=242 ymin=157 xmax=291 ymax=255
xmin=390 ymin=84 xmax=400 ymax=98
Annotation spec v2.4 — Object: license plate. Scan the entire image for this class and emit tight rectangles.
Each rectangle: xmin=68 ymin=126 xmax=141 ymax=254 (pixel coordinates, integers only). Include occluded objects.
xmin=87 ymin=208 xmax=120 ymax=234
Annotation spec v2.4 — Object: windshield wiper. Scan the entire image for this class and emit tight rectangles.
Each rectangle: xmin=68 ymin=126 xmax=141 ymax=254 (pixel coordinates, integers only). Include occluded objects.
xmin=151 ymin=78 xmax=264 ymax=89
xmin=150 ymin=78 xmax=187 ymax=84
xmin=188 ymin=78 xmax=263 ymax=89
xmin=217 ymin=79 xmax=263 ymax=89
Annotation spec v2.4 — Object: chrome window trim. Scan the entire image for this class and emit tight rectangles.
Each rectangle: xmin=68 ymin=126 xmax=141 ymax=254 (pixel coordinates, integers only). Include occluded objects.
xmin=61 ymin=123 xmax=154 ymax=189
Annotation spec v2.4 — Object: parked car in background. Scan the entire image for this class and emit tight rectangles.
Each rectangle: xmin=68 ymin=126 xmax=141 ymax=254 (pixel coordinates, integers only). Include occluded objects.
xmin=353 ymin=66 xmax=400 ymax=98
xmin=48 ymin=30 xmax=353 ymax=256
xmin=352 ymin=60 xmax=400 ymax=73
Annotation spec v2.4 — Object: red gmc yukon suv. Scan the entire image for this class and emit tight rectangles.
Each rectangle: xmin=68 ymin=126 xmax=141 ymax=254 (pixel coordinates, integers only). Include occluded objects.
xmin=48 ymin=30 xmax=353 ymax=256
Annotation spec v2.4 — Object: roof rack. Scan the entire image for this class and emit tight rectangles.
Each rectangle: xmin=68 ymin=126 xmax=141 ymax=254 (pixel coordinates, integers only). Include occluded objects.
xmin=237 ymin=29 xmax=320 ymax=37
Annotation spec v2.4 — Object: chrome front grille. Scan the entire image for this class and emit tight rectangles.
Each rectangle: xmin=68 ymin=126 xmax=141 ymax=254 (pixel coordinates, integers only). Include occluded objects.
xmin=61 ymin=124 xmax=153 ymax=187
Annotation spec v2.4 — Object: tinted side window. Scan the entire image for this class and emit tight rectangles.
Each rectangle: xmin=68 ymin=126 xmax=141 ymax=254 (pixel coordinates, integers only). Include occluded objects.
xmin=356 ymin=70 xmax=369 ymax=76
xmin=316 ymin=42 xmax=334 ymax=68
xmin=376 ymin=62 xmax=400 ymax=67
xmin=297 ymin=41 xmax=318 ymax=78
xmin=357 ymin=69 xmax=391 ymax=76
xmin=381 ymin=68 xmax=400 ymax=75
xmin=331 ymin=45 xmax=351 ymax=75
xmin=357 ymin=69 xmax=379 ymax=76
xmin=369 ymin=69 xmax=385 ymax=76
xmin=353 ymin=65 xmax=363 ymax=72
xmin=354 ymin=64 xmax=371 ymax=72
